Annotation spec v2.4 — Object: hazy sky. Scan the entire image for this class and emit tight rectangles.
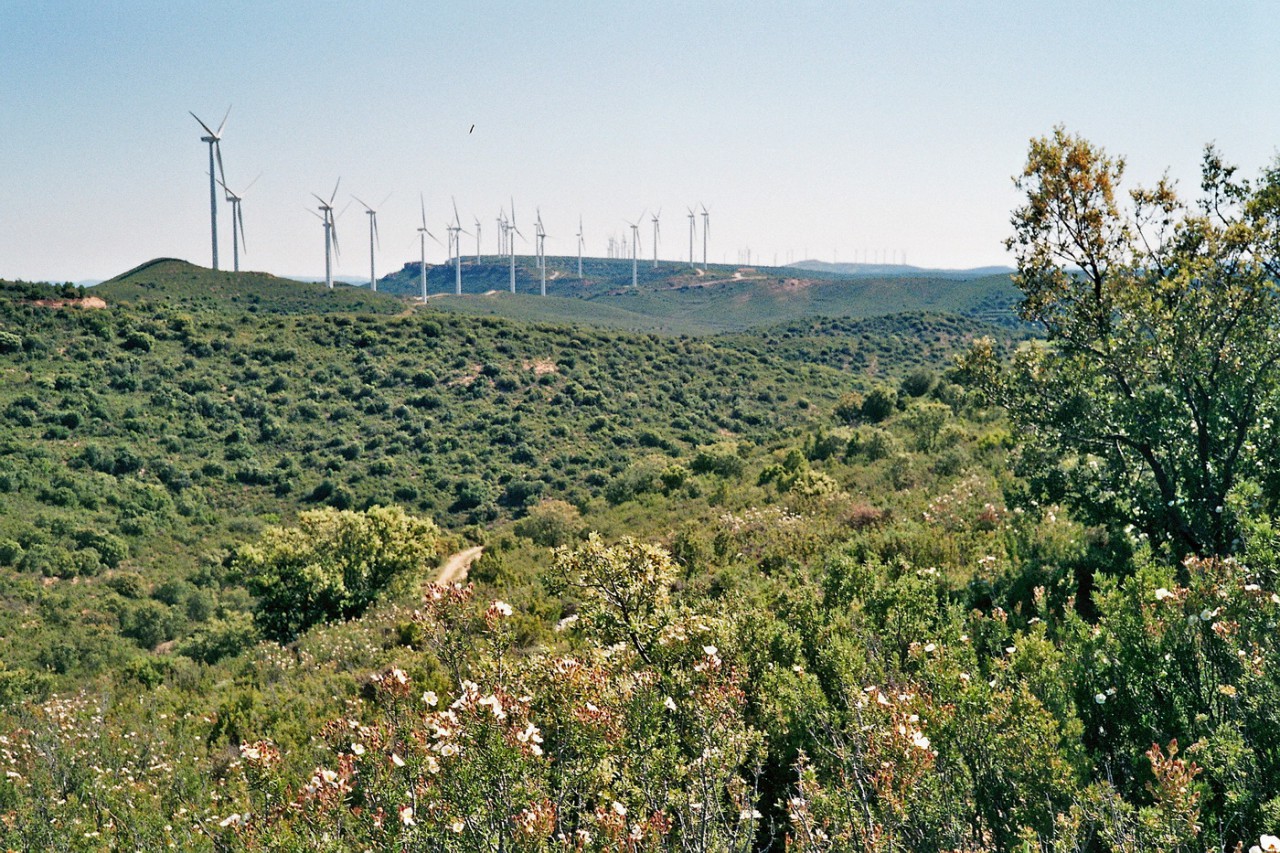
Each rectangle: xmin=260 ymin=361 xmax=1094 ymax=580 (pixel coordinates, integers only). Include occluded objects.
xmin=2 ymin=1 xmax=1276 ymax=282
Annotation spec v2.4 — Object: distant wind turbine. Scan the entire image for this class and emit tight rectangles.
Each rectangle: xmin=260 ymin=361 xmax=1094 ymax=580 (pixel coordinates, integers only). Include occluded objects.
xmin=474 ymin=217 xmax=483 ymax=264
xmin=217 ymin=172 xmax=258 ymax=273
xmin=352 ymin=193 xmax=390 ymax=291
xmin=576 ymin=216 xmax=584 ymax=277
xmin=310 ymin=179 xmax=342 ymax=289
xmin=626 ymin=214 xmax=643 ymax=288
xmin=700 ymin=204 xmax=710 ymax=271
xmin=416 ymin=194 xmax=442 ymax=303
xmin=535 ymin=208 xmax=549 ymax=296
xmin=190 ymin=107 xmax=230 ymax=270
xmin=651 ymin=209 xmax=661 ymax=269
xmin=509 ymin=198 xmax=524 ymax=293
xmin=448 ymin=198 xmax=469 ymax=296
xmin=686 ymin=207 xmax=696 ymax=267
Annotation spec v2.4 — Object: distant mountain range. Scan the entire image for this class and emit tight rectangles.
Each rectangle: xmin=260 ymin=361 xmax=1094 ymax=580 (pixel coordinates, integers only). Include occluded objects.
xmin=786 ymin=260 xmax=1015 ymax=278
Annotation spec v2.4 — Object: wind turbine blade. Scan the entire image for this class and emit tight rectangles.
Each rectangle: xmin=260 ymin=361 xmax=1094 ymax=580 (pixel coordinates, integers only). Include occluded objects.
xmin=373 ymin=213 xmax=380 ymax=250
xmin=378 ymin=192 xmax=393 ymax=208
xmin=429 ymin=232 xmax=444 ymax=247
xmin=189 ymin=111 xmax=217 ymax=137
xmin=330 ymin=214 xmax=340 ymax=257
xmin=311 ymin=192 xmax=329 ymax=207
xmin=215 ymin=105 xmax=232 ymax=137
xmin=420 ymin=193 xmax=428 ymax=230
xmin=238 ymin=205 xmax=247 ymax=252
xmin=352 ymin=195 xmax=372 ymax=212
xmin=336 ymin=200 xmax=353 ymax=220
xmin=242 ymin=173 xmax=262 ymax=195
xmin=308 ymin=208 xmax=324 ymax=221
xmin=451 ymin=196 xmax=461 ymax=225
xmin=329 ymin=178 xmax=341 ymax=205
xmin=214 ymin=142 xmax=226 ymax=187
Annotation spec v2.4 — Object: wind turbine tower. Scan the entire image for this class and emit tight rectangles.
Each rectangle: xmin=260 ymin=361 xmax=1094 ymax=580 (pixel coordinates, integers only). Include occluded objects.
xmin=576 ymin=216 xmax=584 ymax=277
xmin=508 ymin=199 xmax=523 ymax=293
xmin=627 ymin=215 xmax=642 ymax=288
xmin=700 ymin=205 xmax=710 ymax=271
xmin=190 ymin=108 xmax=230 ymax=270
xmin=686 ymin=207 xmax=696 ymax=267
xmin=416 ymin=194 xmax=441 ymax=303
xmin=310 ymin=179 xmax=342 ymax=289
xmin=651 ymin=210 xmax=661 ymax=269
xmin=217 ymin=173 xmax=257 ymax=273
xmin=535 ymin=209 xmax=548 ymax=296
xmin=353 ymin=194 xmax=389 ymax=291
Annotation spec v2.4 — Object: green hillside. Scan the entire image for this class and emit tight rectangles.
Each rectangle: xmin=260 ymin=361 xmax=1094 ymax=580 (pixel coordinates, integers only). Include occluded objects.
xmin=376 ymin=255 xmax=1023 ymax=333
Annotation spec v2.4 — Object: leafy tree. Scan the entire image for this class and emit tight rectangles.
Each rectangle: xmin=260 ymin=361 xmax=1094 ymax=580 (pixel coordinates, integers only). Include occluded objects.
xmin=965 ymin=127 xmax=1280 ymax=559
xmin=235 ymin=505 xmax=441 ymax=641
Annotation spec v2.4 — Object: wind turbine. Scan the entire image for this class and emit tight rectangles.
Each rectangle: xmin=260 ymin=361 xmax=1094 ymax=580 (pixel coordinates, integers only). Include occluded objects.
xmin=508 ymin=198 xmax=524 ymax=293
xmin=700 ymin=204 xmax=710 ymax=271
xmin=352 ymin=193 xmax=390 ymax=291
xmin=576 ymin=216 xmax=584 ymax=277
xmin=416 ymin=194 xmax=442 ymax=303
xmin=190 ymin=107 xmax=230 ymax=270
xmin=535 ymin=208 xmax=549 ymax=296
xmin=686 ymin=207 xmax=697 ymax=267
xmin=650 ymin=209 xmax=661 ymax=269
xmin=474 ymin=217 xmax=483 ymax=264
xmin=310 ymin=179 xmax=342 ymax=289
xmin=449 ymin=197 xmax=469 ymax=295
xmin=217 ymin=173 xmax=258 ymax=273
xmin=626 ymin=214 xmax=643 ymax=288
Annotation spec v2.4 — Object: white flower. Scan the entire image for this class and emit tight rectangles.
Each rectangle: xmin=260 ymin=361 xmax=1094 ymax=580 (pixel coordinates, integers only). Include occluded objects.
xmin=1254 ymin=834 xmax=1280 ymax=853
xmin=1154 ymin=588 xmax=1173 ymax=601
xmin=702 ymin=645 xmax=718 ymax=657
xmin=1200 ymin=608 xmax=1216 ymax=621
xmin=423 ymin=691 xmax=438 ymax=706
xmin=911 ymin=731 xmax=931 ymax=751
xmin=390 ymin=753 xmax=406 ymax=768
xmin=491 ymin=600 xmax=513 ymax=617
xmin=350 ymin=743 xmax=365 ymax=756
xmin=923 ymin=642 xmax=937 ymax=653
xmin=612 ymin=801 xmax=627 ymax=817
xmin=1095 ymin=693 xmax=1107 ymax=705
xmin=450 ymin=818 xmax=465 ymax=833
xmin=664 ymin=696 xmax=678 ymax=712
xmin=219 ymin=813 xmax=243 ymax=828
xmin=399 ymin=805 xmax=416 ymax=826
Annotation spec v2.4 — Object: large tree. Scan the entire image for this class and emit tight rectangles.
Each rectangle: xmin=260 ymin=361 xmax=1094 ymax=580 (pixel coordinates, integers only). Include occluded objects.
xmin=965 ymin=127 xmax=1280 ymax=559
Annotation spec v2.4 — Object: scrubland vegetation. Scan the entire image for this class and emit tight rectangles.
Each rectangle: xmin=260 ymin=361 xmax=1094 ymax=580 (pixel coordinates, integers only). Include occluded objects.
xmin=1 ymin=130 xmax=1279 ymax=851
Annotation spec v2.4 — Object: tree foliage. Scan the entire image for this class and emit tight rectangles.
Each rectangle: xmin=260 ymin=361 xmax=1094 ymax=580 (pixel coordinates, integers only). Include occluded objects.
xmin=236 ymin=505 xmax=441 ymax=641
xmin=964 ymin=127 xmax=1280 ymax=558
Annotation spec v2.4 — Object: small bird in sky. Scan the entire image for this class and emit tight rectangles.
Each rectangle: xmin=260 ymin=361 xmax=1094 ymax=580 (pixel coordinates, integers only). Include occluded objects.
xmin=469 ymin=124 xmax=474 ymax=134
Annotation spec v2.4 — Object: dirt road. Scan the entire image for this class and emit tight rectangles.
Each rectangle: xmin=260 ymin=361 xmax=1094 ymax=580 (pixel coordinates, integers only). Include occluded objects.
xmin=434 ymin=545 xmax=484 ymax=585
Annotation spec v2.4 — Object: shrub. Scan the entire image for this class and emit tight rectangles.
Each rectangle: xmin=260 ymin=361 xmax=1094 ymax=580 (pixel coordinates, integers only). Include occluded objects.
xmin=235 ymin=506 xmax=441 ymax=642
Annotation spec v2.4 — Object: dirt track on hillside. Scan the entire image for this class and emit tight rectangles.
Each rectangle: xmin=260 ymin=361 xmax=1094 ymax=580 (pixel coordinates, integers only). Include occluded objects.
xmin=434 ymin=546 xmax=484 ymax=585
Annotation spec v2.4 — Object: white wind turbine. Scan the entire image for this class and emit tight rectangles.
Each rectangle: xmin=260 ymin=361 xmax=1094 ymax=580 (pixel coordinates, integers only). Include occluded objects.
xmin=217 ymin=173 xmax=258 ymax=273
xmin=626 ymin=213 xmax=643 ymax=288
xmin=352 ymin=193 xmax=390 ymax=291
xmin=535 ymin=208 xmax=549 ymax=296
xmin=576 ymin=216 xmax=584 ymax=277
xmin=700 ymin=204 xmax=710 ymax=271
xmin=496 ymin=208 xmax=507 ymax=256
xmin=508 ymin=198 xmax=524 ymax=293
xmin=449 ymin=198 xmax=470 ymax=296
xmin=190 ymin=107 xmax=230 ymax=270
xmin=416 ymin=194 xmax=442 ymax=303
xmin=686 ymin=206 xmax=697 ymax=267
xmin=651 ymin=209 xmax=662 ymax=269
xmin=310 ymin=179 xmax=342 ymax=289
xmin=474 ymin=217 xmax=483 ymax=264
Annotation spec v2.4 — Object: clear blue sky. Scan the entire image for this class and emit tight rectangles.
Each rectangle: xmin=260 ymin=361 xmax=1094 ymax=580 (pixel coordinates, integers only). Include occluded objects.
xmin=2 ymin=1 xmax=1276 ymax=281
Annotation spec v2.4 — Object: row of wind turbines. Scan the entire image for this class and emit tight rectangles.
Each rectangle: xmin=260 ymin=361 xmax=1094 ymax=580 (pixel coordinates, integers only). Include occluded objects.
xmin=190 ymin=108 xmax=715 ymax=301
